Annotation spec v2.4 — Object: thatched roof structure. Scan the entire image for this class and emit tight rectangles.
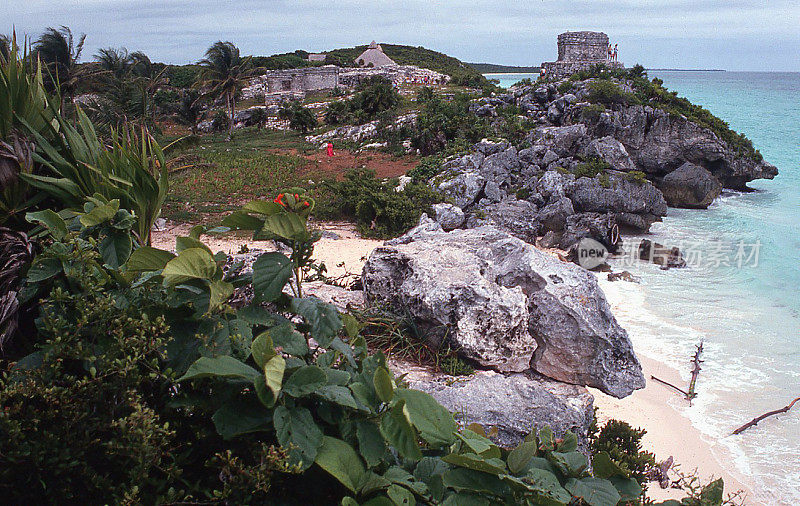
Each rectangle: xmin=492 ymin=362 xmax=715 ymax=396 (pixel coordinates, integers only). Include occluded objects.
xmin=355 ymin=41 xmax=397 ymax=68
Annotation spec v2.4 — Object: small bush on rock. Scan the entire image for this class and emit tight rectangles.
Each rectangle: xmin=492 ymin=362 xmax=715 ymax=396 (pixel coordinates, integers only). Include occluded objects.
xmin=573 ymin=157 xmax=612 ymax=179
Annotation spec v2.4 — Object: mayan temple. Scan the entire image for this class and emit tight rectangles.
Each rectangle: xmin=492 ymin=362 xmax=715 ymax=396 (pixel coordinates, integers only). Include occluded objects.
xmin=541 ymin=31 xmax=623 ymax=79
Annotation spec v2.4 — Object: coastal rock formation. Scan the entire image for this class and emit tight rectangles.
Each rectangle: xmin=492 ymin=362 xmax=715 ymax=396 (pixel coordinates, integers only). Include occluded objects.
xmin=658 ymin=162 xmax=722 ymax=209
xmin=406 ymin=368 xmax=594 ymax=450
xmin=362 ymin=224 xmax=645 ymax=398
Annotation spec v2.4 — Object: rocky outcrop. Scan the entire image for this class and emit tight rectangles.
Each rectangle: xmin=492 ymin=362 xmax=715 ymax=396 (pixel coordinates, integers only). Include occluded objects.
xmin=363 ymin=224 xmax=645 ymax=398
xmin=658 ymin=162 xmax=722 ymax=209
xmin=406 ymin=368 xmax=594 ymax=450
xmin=427 ymin=76 xmax=777 ymax=248
xmin=305 ymin=113 xmax=417 ymax=145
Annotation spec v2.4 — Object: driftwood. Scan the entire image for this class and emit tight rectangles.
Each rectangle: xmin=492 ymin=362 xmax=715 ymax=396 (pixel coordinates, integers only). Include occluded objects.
xmin=651 ymin=342 xmax=703 ymax=404
xmin=732 ymin=397 xmax=800 ymax=435
xmin=686 ymin=343 xmax=703 ymax=405
xmin=650 ymin=375 xmax=689 ymax=397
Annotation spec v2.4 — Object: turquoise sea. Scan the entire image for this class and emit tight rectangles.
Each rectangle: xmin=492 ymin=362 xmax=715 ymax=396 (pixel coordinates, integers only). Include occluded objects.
xmin=489 ymin=71 xmax=800 ymax=504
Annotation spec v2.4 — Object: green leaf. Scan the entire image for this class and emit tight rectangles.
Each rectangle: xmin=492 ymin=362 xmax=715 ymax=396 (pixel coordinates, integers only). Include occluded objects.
xmin=268 ymin=322 xmax=309 ymax=356
xmin=291 ymin=297 xmax=342 ymax=346
xmin=520 ymin=467 xmax=572 ymax=504
xmin=79 ymin=199 xmax=119 ymax=227
xmin=591 ymin=451 xmax=628 ymax=479
xmin=252 ymin=252 xmax=293 ymax=302
xmin=100 ymin=231 xmax=133 ymax=268
xmin=455 ymin=430 xmax=495 ymax=456
xmin=208 ymin=279 xmax=233 ymax=310
xmin=251 ymin=331 xmax=277 ymax=369
xmin=395 ymin=388 xmax=458 ymax=447
xmin=441 ymin=453 xmax=506 ymax=474
xmin=222 ymin=210 xmax=266 ymax=230
xmin=380 ymin=399 xmax=422 ymax=460
xmin=508 ymin=441 xmax=538 ymax=476
xmin=442 ymin=468 xmax=508 ymax=496
xmin=274 ymin=406 xmax=323 ymax=470
xmin=442 ymin=492 xmax=491 ymax=506
xmin=126 ymin=246 xmax=176 ymax=271
xmin=162 ymin=247 xmax=217 ymax=286
xmin=564 ymin=477 xmax=621 ymax=506
xmin=176 ymin=235 xmax=213 ymax=254
xmin=212 ymin=398 xmax=272 ymax=439
xmin=538 ymin=426 xmax=555 ymax=452
xmin=178 ymin=356 xmax=259 ymax=382
xmin=699 ymin=478 xmax=724 ymax=505
xmin=387 ymin=484 xmax=415 ymax=506
xmin=609 ymin=475 xmax=642 ymax=502
xmin=263 ymin=355 xmax=286 ymax=398
xmin=25 ymin=257 xmax=62 ymax=283
xmin=373 ymin=366 xmax=394 ymax=403
xmin=555 ymin=431 xmax=578 ymax=453
xmin=264 ymin=211 xmax=307 ymax=241
xmin=283 ymin=365 xmax=327 ymax=397
xmin=316 ymin=385 xmax=360 ymax=410
xmin=25 ymin=209 xmax=67 ymax=239
xmin=243 ymin=200 xmax=284 ymax=216
xmin=342 ymin=313 xmax=361 ymax=338
xmin=356 ymin=420 xmax=386 ymax=468
xmin=314 ymin=436 xmax=365 ymax=492
xmin=548 ymin=451 xmax=589 ymax=478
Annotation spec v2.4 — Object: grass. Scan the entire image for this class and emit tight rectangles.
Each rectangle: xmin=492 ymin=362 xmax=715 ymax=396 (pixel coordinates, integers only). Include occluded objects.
xmin=164 ymin=128 xmax=313 ymax=222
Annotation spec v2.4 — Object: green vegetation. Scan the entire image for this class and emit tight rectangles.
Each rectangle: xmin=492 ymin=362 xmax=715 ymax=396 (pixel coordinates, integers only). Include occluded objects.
xmin=325 ymin=43 xmax=492 ymax=88
xmin=626 ymin=170 xmax=649 ymax=185
xmin=325 ymin=76 xmax=401 ymax=125
xmin=572 ymin=157 xmax=612 ymax=179
xmin=592 ymin=420 xmax=656 ymax=492
xmin=412 ymin=92 xmax=491 ymax=155
xmin=33 ymin=26 xmax=87 ymax=110
xmin=581 ymin=103 xmax=606 ymax=122
xmin=575 ymin=64 xmax=762 ymax=161
xmin=197 ymin=41 xmax=256 ymax=140
xmin=279 ymin=100 xmax=318 ymax=133
xmin=315 ymin=168 xmax=441 ymax=238
xmin=557 ymin=80 xmax=573 ymax=94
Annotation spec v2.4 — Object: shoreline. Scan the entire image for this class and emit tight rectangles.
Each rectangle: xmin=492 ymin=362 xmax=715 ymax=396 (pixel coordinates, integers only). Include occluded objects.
xmin=151 ymin=221 xmax=762 ymax=503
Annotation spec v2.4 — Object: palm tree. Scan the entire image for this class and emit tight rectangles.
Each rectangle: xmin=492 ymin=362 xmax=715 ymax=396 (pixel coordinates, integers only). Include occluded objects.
xmin=196 ymin=41 xmax=254 ymax=140
xmin=128 ymin=51 xmax=167 ymax=128
xmin=33 ymin=26 xmax=87 ymax=112
xmin=95 ymin=47 xmax=131 ymax=80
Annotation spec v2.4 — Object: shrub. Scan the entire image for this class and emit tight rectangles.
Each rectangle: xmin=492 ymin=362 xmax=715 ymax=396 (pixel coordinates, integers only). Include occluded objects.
xmin=412 ymin=93 xmax=490 ymax=155
xmin=573 ymin=157 xmax=611 ymax=178
xmin=324 ymin=99 xmax=349 ymax=125
xmin=212 ymin=108 xmax=230 ymax=130
xmin=581 ymin=103 xmax=606 ymax=122
xmin=314 ymin=168 xmax=441 ymax=238
xmin=279 ymin=101 xmax=317 ymax=133
xmin=557 ymin=80 xmax=573 ymax=94
xmin=591 ymin=420 xmax=656 ymax=491
xmin=323 ymin=77 xmax=401 ymax=125
xmin=408 ymin=155 xmax=443 ymax=183
xmin=587 ymin=80 xmax=636 ymax=106
xmin=626 ymin=170 xmax=649 ymax=185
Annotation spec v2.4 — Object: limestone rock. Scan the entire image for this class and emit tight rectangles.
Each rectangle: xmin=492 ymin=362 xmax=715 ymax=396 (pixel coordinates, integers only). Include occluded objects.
xmin=567 ymin=175 xmax=667 ymax=232
xmin=431 ymin=203 xmax=465 ymax=231
xmin=658 ymin=162 xmax=722 ymax=209
xmin=407 ymin=369 xmax=594 ymax=449
xmin=437 ymin=172 xmax=485 ymax=208
xmin=585 ymin=136 xmax=637 ymax=172
xmin=362 ymin=225 xmax=645 ymax=398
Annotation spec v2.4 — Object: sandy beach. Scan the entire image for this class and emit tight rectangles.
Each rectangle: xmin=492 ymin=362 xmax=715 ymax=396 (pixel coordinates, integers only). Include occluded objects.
xmin=151 ymin=221 xmax=760 ymax=503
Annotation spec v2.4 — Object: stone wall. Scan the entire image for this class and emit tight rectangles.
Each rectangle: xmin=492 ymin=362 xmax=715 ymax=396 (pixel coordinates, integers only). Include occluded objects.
xmin=263 ymin=66 xmax=339 ymax=94
xmin=541 ymin=31 xmax=624 ymax=80
xmin=557 ymin=31 xmax=608 ymax=61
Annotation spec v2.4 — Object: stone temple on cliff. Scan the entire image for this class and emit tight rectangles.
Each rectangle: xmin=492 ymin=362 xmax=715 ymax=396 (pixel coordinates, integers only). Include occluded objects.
xmin=541 ymin=31 xmax=623 ymax=80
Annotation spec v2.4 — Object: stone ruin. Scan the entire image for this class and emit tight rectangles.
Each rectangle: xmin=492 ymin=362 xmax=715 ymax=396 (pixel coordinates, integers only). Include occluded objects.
xmin=541 ymin=31 xmax=623 ymax=80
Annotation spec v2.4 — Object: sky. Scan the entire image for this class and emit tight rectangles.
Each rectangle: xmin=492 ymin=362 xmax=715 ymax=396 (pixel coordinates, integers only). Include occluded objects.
xmin=5 ymin=0 xmax=800 ymax=71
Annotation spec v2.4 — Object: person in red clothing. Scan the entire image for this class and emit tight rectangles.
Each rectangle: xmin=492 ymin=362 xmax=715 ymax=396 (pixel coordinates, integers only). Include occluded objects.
xmin=326 ymin=141 xmax=334 ymax=157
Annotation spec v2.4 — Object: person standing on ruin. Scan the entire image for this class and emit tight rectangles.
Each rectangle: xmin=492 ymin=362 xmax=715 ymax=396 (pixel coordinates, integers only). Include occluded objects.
xmin=613 ymin=44 xmax=618 ymax=61
xmin=608 ymin=43 xmax=613 ymax=60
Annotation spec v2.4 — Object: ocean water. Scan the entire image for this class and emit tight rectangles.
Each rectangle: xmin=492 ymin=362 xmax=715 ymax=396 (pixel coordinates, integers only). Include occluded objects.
xmin=485 ymin=72 xmax=539 ymax=88
xmin=606 ymin=71 xmax=800 ymax=505
xmin=487 ymin=71 xmax=800 ymax=503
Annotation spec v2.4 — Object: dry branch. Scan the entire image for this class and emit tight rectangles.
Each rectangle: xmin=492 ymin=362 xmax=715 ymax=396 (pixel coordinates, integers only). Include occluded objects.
xmin=732 ymin=397 xmax=800 ymax=435
xmin=687 ymin=343 xmax=703 ymax=405
xmin=651 ymin=375 xmax=689 ymax=397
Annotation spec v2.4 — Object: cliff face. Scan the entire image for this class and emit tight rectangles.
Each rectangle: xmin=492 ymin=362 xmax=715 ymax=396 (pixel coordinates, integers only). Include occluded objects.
xmin=430 ymin=76 xmax=777 ymax=252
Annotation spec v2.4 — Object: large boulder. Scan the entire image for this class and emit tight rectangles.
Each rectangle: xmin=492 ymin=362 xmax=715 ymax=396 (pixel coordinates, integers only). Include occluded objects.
xmin=585 ymin=136 xmax=637 ymax=172
xmin=362 ymin=226 xmax=645 ymax=398
xmin=407 ymin=369 xmax=594 ymax=450
xmin=567 ymin=175 xmax=667 ymax=232
xmin=658 ymin=162 xmax=722 ymax=209
xmin=469 ymin=199 xmax=540 ymax=244
xmin=530 ymin=125 xmax=589 ymax=157
xmin=431 ymin=203 xmax=465 ymax=231
xmin=437 ymin=171 xmax=486 ymax=208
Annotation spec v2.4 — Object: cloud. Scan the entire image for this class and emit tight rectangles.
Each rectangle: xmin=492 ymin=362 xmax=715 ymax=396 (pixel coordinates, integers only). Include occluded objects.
xmin=4 ymin=0 xmax=799 ymax=70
